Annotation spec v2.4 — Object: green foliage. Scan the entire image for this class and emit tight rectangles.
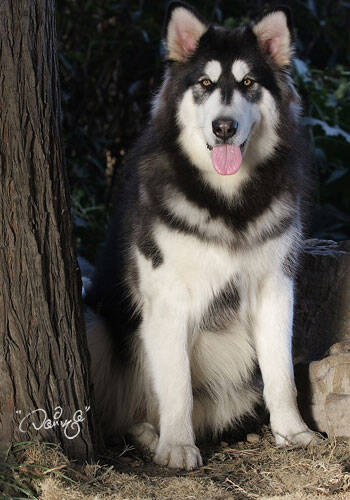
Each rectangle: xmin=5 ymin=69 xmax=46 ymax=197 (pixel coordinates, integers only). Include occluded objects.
xmin=57 ymin=0 xmax=350 ymax=260
xmin=296 ymin=63 xmax=350 ymax=239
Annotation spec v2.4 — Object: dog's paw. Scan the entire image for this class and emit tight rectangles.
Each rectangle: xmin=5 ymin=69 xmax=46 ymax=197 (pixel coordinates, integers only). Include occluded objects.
xmin=154 ymin=442 xmax=203 ymax=470
xmin=274 ymin=427 xmax=323 ymax=447
xmin=128 ymin=422 xmax=159 ymax=452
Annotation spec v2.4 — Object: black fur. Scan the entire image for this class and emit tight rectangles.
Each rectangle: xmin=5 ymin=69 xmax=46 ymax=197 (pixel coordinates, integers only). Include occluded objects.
xmin=199 ymin=280 xmax=240 ymax=332
xmin=282 ymin=247 xmax=300 ymax=279
xmin=86 ymin=4 xmax=310 ymax=365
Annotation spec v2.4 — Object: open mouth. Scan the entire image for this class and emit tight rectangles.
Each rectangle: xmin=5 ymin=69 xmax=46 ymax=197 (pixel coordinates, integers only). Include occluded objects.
xmin=206 ymin=140 xmax=248 ymax=176
xmin=206 ymin=140 xmax=247 ymax=152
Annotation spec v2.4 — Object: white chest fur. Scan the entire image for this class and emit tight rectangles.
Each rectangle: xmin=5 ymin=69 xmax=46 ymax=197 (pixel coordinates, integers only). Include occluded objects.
xmin=135 ymin=222 xmax=294 ymax=329
xmin=131 ymin=220 xmax=304 ymax=438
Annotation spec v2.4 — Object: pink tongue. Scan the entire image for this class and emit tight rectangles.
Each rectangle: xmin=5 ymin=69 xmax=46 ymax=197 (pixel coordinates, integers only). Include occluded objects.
xmin=212 ymin=144 xmax=242 ymax=175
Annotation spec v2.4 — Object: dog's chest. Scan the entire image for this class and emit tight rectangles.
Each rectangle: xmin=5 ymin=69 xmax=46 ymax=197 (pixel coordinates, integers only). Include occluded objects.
xmin=136 ymin=222 xmax=286 ymax=327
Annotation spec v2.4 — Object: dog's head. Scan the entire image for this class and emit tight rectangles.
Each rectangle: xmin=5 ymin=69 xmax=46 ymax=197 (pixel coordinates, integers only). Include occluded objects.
xmin=154 ymin=2 xmax=299 ymax=179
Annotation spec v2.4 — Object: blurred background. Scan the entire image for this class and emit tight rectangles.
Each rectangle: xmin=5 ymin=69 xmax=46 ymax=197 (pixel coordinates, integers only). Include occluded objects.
xmin=57 ymin=0 xmax=350 ymax=262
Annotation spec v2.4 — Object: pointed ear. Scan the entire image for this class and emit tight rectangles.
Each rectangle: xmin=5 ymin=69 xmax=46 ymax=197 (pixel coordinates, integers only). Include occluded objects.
xmin=164 ymin=2 xmax=208 ymax=62
xmin=253 ymin=8 xmax=294 ymax=67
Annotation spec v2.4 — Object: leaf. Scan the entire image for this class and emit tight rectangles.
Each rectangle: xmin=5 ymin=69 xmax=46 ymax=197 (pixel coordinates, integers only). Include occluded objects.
xmin=214 ymin=7 xmax=223 ymax=23
xmin=307 ymin=0 xmax=317 ymax=15
xmin=303 ymin=117 xmax=350 ymax=143
xmin=326 ymin=166 xmax=349 ymax=184
xmin=75 ymin=217 xmax=89 ymax=228
xmin=335 ymin=80 xmax=350 ymax=100
xmin=294 ymin=58 xmax=311 ymax=82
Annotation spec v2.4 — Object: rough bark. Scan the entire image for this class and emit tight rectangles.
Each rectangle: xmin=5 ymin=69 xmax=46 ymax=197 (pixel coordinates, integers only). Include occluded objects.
xmin=293 ymin=239 xmax=350 ymax=363
xmin=0 ymin=0 xmax=98 ymax=460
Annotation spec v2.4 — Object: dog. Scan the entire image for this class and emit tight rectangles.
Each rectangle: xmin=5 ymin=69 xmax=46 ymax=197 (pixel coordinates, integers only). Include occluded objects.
xmin=85 ymin=1 xmax=318 ymax=470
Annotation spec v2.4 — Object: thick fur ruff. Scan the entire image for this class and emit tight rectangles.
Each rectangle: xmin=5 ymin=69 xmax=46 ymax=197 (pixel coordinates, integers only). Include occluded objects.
xmin=86 ymin=2 xmax=317 ymax=470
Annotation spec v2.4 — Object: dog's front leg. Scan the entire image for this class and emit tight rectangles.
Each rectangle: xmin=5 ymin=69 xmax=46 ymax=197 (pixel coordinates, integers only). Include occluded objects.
xmin=254 ymin=272 xmax=317 ymax=446
xmin=140 ymin=295 xmax=202 ymax=470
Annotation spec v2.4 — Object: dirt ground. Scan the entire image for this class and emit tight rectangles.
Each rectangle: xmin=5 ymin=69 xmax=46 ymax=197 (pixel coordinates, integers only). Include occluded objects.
xmin=2 ymin=426 xmax=350 ymax=499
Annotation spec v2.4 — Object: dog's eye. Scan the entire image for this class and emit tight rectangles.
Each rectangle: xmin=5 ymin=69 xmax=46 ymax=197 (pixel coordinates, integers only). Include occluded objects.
xmin=243 ymin=78 xmax=254 ymax=87
xmin=200 ymin=78 xmax=213 ymax=88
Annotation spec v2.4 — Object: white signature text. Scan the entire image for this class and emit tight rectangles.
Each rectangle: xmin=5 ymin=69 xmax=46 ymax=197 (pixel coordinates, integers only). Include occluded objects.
xmin=16 ymin=405 xmax=90 ymax=440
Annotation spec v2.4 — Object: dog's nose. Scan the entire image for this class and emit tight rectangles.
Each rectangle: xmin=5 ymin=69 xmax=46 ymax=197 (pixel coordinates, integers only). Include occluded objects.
xmin=212 ymin=119 xmax=238 ymax=140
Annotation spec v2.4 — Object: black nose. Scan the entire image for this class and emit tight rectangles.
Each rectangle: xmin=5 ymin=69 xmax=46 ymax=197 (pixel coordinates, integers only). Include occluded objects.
xmin=212 ymin=119 xmax=238 ymax=140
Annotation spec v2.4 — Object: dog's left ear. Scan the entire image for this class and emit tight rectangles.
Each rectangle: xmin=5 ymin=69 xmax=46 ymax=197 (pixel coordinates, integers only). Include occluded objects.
xmin=253 ymin=8 xmax=294 ymax=67
xmin=164 ymin=2 xmax=208 ymax=62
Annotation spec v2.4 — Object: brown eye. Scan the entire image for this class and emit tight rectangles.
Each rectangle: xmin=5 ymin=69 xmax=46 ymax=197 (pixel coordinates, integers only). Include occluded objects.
xmin=200 ymin=78 xmax=213 ymax=88
xmin=243 ymin=77 xmax=253 ymax=87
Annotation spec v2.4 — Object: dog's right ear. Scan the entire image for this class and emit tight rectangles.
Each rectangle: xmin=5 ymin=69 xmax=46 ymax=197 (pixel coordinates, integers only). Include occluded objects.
xmin=164 ymin=2 xmax=208 ymax=62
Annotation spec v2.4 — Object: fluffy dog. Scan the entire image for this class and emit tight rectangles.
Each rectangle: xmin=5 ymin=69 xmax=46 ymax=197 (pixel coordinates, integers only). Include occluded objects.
xmin=85 ymin=1 xmax=317 ymax=470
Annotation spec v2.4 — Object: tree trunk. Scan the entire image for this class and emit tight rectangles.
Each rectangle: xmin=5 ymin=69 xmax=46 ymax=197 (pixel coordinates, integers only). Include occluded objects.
xmin=293 ymin=240 xmax=350 ymax=435
xmin=0 ymin=0 xmax=98 ymax=460
xmin=293 ymin=239 xmax=350 ymax=363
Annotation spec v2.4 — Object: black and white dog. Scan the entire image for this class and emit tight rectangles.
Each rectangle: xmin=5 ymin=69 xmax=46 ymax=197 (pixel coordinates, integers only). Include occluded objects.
xmin=86 ymin=1 xmax=317 ymax=470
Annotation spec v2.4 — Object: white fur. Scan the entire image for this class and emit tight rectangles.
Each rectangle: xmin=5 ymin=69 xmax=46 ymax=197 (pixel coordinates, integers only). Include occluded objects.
xmin=176 ymin=88 xmax=251 ymax=199
xmin=166 ymin=190 xmax=299 ymax=247
xmin=197 ymin=88 xmax=260 ymax=151
xmin=191 ymin=326 xmax=259 ymax=436
xmin=177 ymin=84 xmax=279 ymax=199
xmin=232 ymin=59 xmax=250 ymax=82
xmin=87 ymin=12 xmax=316 ymax=469
xmin=167 ymin=7 xmax=207 ymax=62
xmin=176 ymin=88 xmax=254 ymax=200
xmin=198 ymin=88 xmax=223 ymax=146
xmin=177 ymin=88 xmax=213 ymax=173
xmin=203 ymin=60 xmax=222 ymax=82
xmin=166 ymin=192 xmax=232 ymax=242
xmin=243 ymin=88 xmax=279 ymax=168
xmin=253 ymin=273 xmax=316 ymax=446
xmin=253 ymin=11 xmax=293 ymax=67
xmin=87 ymin=215 xmax=315 ymax=468
xmin=129 ymin=422 xmax=159 ymax=452
xmin=131 ymin=222 xmax=305 ymax=449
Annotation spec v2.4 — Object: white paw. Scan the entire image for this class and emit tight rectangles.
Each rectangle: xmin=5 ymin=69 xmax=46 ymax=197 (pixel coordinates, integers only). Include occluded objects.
xmin=129 ymin=422 xmax=159 ymax=452
xmin=274 ymin=427 xmax=322 ymax=447
xmin=154 ymin=442 xmax=203 ymax=470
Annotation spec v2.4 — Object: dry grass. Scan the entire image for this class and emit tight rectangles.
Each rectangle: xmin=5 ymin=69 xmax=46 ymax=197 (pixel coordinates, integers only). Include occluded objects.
xmin=1 ymin=426 xmax=350 ymax=499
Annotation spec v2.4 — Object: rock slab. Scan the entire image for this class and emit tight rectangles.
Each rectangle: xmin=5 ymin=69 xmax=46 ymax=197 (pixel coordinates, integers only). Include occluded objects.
xmin=303 ymin=340 xmax=350 ymax=437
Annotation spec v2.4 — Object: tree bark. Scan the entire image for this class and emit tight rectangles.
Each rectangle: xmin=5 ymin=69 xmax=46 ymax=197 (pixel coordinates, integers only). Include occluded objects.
xmin=293 ymin=239 xmax=350 ymax=363
xmin=0 ymin=0 xmax=98 ymax=460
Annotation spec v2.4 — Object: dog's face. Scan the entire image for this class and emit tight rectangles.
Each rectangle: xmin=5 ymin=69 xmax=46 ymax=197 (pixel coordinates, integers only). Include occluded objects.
xmin=157 ymin=3 xmax=296 ymax=178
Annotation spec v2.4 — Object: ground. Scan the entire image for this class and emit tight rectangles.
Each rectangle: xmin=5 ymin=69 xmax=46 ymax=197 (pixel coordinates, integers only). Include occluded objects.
xmin=2 ymin=426 xmax=350 ymax=499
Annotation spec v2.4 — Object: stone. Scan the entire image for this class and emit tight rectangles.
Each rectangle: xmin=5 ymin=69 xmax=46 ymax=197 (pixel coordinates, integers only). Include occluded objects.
xmin=246 ymin=433 xmax=260 ymax=443
xmin=306 ymin=339 xmax=350 ymax=438
xmin=293 ymin=240 xmax=350 ymax=437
